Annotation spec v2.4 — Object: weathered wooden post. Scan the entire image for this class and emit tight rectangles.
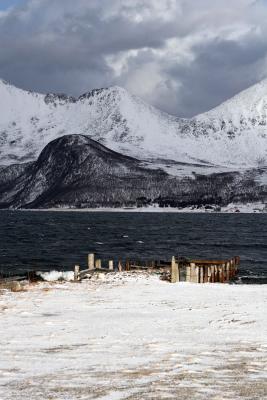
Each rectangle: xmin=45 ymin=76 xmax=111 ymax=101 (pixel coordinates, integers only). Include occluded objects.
xmin=125 ymin=260 xmax=130 ymax=271
xmin=230 ymin=258 xmax=237 ymax=278
xmin=204 ymin=266 xmax=209 ymax=283
xmin=226 ymin=262 xmax=230 ymax=281
xmin=109 ymin=260 xmax=114 ymax=271
xmin=216 ymin=265 xmax=220 ymax=282
xmin=213 ymin=265 xmax=217 ymax=282
xmin=74 ymin=265 xmax=80 ymax=281
xmin=118 ymin=261 xmax=122 ymax=272
xmin=171 ymin=256 xmax=179 ymax=283
xmin=190 ymin=263 xmax=199 ymax=283
xmin=234 ymin=257 xmax=240 ymax=276
xmin=191 ymin=263 xmax=196 ymax=283
xmin=88 ymin=253 xmax=95 ymax=270
xmin=235 ymin=256 xmax=240 ymax=267
xmin=219 ymin=266 xmax=223 ymax=283
xmin=199 ymin=266 xmax=204 ymax=283
xmin=223 ymin=264 xmax=227 ymax=282
xmin=229 ymin=259 xmax=232 ymax=278
xmin=208 ymin=266 xmax=212 ymax=283
xmin=95 ymin=259 xmax=102 ymax=269
xmin=186 ymin=264 xmax=191 ymax=282
xmin=195 ymin=265 xmax=199 ymax=283
xmin=233 ymin=258 xmax=237 ymax=276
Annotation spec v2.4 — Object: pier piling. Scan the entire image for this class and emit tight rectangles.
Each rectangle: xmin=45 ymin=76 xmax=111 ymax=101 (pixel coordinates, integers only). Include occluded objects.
xmin=88 ymin=253 xmax=95 ymax=270
xmin=75 ymin=253 xmax=239 ymax=284
xmin=171 ymin=256 xmax=179 ymax=283
xmin=74 ymin=265 xmax=80 ymax=281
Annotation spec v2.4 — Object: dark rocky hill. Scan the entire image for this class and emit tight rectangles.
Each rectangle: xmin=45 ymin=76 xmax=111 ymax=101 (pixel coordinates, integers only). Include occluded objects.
xmin=0 ymin=135 xmax=266 ymax=209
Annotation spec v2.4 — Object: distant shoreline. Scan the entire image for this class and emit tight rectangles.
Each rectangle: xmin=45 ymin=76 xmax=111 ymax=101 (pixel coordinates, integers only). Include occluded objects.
xmin=3 ymin=203 xmax=266 ymax=214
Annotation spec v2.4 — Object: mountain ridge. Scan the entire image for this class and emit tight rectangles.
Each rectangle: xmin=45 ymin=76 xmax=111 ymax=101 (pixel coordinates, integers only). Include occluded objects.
xmin=0 ymin=78 xmax=267 ymax=172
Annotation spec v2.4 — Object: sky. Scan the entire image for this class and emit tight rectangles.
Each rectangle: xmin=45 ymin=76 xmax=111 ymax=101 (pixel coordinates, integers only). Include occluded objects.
xmin=0 ymin=0 xmax=20 ymax=10
xmin=0 ymin=0 xmax=267 ymax=117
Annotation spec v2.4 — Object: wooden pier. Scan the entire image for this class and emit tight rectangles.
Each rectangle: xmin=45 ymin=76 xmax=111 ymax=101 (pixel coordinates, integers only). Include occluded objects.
xmin=74 ymin=254 xmax=240 ymax=283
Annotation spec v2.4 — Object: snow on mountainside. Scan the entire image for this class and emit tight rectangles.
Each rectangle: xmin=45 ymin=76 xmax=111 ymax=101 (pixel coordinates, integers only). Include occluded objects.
xmin=0 ymin=78 xmax=183 ymax=166
xmin=191 ymin=79 xmax=267 ymax=166
xmin=0 ymin=78 xmax=267 ymax=171
xmin=1 ymin=135 xmax=265 ymax=209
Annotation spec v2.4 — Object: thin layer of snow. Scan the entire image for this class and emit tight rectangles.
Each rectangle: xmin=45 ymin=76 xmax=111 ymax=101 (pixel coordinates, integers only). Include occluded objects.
xmin=1 ymin=79 xmax=267 ymax=172
xmin=18 ymin=201 xmax=267 ymax=213
xmin=0 ymin=274 xmax=266 ymax=399
xmin=221 ymin=202 xmax=267 ymax=213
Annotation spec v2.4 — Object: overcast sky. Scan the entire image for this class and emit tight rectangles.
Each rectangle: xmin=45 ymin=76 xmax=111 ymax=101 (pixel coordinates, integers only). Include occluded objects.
xmin=0 ymin=0 xmax=267 ymax=117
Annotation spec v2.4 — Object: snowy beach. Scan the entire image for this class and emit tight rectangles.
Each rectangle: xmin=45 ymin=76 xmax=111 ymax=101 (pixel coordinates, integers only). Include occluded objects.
xmin=19 ymin=202 xmax=267 ymax=213
xmin=0 ymin=274 xmax=266 ymax=399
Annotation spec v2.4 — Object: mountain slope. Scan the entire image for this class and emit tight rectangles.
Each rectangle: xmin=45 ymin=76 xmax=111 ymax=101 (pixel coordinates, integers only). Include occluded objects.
xmin=0 ymin=79 xmax=267 ymax=171
xmin=0 ymin=79 xmax=183 ymax=166
xmin=0 ymin=135 xmax=167 ymax=208
xmin=0 ymin=135 xmax=265 ymax=209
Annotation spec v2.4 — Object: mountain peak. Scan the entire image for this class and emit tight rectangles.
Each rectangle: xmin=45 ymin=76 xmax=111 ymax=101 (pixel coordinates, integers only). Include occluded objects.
xmin=78 ymin=85 xmax=127 ymax=101
xmin=0 ymin=77 xmax=266 ymax=171
xmin=200 ymin=78 xmax=267 ymax=119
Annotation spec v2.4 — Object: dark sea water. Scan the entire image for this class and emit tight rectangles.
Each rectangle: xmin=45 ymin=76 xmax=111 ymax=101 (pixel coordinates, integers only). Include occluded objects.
xmin=0 ymin=210 xmax=266 ymax=283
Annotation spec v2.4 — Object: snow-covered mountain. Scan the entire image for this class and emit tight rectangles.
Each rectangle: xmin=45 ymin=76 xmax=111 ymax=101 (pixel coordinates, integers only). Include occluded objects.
xmin=1 ymin=135 xmax=265 ymax=209
xmin=0 ymin=78 xmax=267 ymax=172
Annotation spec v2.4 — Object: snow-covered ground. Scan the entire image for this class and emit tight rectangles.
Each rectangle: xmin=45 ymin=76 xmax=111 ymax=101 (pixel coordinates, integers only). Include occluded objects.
xmin=0 ymin=274 xmax=266 ymax=399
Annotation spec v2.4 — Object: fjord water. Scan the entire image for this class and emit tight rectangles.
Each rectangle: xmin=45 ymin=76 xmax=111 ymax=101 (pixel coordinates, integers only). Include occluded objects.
xmin=0 ymin=211 xmax=266 ymax=283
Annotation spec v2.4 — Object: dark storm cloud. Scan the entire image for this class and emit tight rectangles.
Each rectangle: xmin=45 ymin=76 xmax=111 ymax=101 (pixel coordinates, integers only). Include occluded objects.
xmin=0 ymin=0 xmax=182 ymax=94
xmin=0 ymin=0 xmax=267 ymax=116
xmin=162 ymin=32 xmax=267 ymax=116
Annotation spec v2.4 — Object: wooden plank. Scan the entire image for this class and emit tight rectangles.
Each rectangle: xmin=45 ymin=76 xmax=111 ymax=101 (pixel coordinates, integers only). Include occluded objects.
xmin=191 ymin=260 xmax=229 ymax=265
